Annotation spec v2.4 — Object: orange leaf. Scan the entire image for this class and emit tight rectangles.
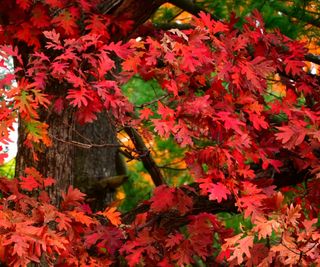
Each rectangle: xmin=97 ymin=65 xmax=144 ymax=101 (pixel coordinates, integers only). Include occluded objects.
xmin=68 ymin=210 xmax=97 ymax=226
xmin=97 ymin=207 xmax=122 ymax=227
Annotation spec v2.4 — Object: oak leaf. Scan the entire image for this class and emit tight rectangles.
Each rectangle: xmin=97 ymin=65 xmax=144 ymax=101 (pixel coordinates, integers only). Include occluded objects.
xmin=97 ymin=207 xmax=122 ymax=227
xmin=208 ymin=182 xmax=231 ymax=203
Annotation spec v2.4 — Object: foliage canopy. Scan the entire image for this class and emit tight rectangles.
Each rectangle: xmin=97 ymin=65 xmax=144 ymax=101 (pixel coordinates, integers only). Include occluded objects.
xmin=0 ymin=0 xmax=320 ymax=266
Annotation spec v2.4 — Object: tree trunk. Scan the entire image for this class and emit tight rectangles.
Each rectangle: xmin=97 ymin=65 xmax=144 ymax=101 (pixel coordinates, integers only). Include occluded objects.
xmin=73 ymin=112 xmax=119 ymax=211
xmin=15 ymin=107 xmax=75 ymax=206
xmin=14 ymin=0 xmax=165 ymax=209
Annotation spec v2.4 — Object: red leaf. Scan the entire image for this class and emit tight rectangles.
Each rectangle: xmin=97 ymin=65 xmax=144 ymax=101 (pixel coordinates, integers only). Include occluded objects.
xmin=19 ymin=176 xmax=41 ymax=191
xmin=104 ymin=41 xmax=131 ymax=60
xmin=150 ymin=186 xmax=193 ymax=215
xmin=53 ymin=98 xmax=64 ymax=114
xmin=275 ymin=122 xmax=307 ymax=149
xmin=16 ymin=22 xmax=41 ymax=48
xmin=52 ymin=9 xmax=78 ymax=36
xmin=173 ymin=121 xmax=193 ymax=147
xmin=248 ymin=113 xmax=268 ymax=130
xmin=85 ymin=14 xmax=109 ymax=36
xmin=0 ymin=150 xmax=8 ymax=165
xmin=229 ymin=236 xmax=254 ymax=265
xmin=31 ymin=4 xmax=51 ymax=28
xmin=66 ymin=88 xmax=91 ymax=108
xmin=153 ymin=119 xmax=175 ymax=138
xmin=3 ymin=234 xmax=29 ymax=257
xmin=175 ymin=188 xmax=193 ymax=215
xmin=61 ymin=186 xmax=86 ymax=210
xmin=43 ymin=29 xmax=63 ymax=50
xmin=45 ymin=0 xmax=64 ymax=8
xmin=125 ymin=248 xmax=143 ymax=267
xmin=162 ymin=79 xmax=179 ymax=96
xmin=16 ymin=0 xmax=32 ymax=10
xmin=140 ymin=108 xmax=154 ymax=120
xmin=165 ymin=233 xmax=184 ymax=249
xmin=150 ymin=185 xmax=175 ymax=213
xmin=284 ymin=59 xmax=305 ymax=76
xmin=122 ymin=55 xmax=141 ymax=72
xmin=208 ymin=182 xmax=231 ymax=203
xmin=171 ymin=240 xmax=194 ymax=266
xmin=43 ymin=177 xmax=55 ymax=188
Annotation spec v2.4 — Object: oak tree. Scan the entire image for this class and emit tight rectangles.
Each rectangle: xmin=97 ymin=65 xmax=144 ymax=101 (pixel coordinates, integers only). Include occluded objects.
xmin=0 ymin=0 xmax=320 ymax=266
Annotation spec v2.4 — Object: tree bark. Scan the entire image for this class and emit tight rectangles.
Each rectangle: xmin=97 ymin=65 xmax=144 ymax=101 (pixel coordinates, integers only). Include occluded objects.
xmin=15 ymin=107 xmax=75 ymax=206
xmin=73 ymin=112 xmax=119 ymax=211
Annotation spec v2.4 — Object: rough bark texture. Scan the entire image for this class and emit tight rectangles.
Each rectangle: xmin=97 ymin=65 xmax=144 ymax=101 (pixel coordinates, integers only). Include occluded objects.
xmin=15 ymin=0 xmax=165 ymax=209
xmin=73 ymin=113 xmax=118 ymax=210
xmin=15 ymin=108 xmax=75 ymax=205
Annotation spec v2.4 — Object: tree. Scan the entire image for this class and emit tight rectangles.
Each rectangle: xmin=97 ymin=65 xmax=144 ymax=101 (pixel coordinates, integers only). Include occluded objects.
xmin=0 ymin=0 xmax=168 ymax=209
xmin=0 ymin=0 xmax=320 ymax=266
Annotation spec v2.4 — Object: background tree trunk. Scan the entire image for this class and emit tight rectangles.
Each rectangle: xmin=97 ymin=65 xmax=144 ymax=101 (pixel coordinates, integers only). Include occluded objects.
xmin=73 ymin=112 xmax=118 ymax=211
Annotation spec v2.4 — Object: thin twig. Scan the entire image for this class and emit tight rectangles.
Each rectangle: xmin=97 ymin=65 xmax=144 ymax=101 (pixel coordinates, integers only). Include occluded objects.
xmin=159 ymin=158 xmax=186 ymax=167
xmin=49 ymin=133 xmax=130 ymax=149
xmin=159 ymin=166 xmax=187 ymax=171
xmin=135 ymin=94 xmax=169 ymax=108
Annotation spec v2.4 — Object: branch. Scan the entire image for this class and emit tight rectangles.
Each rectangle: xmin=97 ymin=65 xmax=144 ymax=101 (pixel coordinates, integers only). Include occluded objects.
xmin=122 ymin=188 xmax=237 ymax=225
xmin=159 ymin=166 xmax=187 ymax=171
xmin=305 ymin=53 xmax=320 ymax=65
xmin=99 ymin=0 xmax=166 ymax=41
xmin=100 ymin=0 xmax=123 ymax=14
xmin=123 ymin=164 xmax=310 ymax=224
xmin=167 ymin=0 xmax=218 ymax=20
xmin=270 ymin=2 xmax=320 ymax=28
xmin=168 ymin=0 xmax=202 ymax=16
xmin=135 ymin=94 xmax=169 ymax=108
xmin=152 ymin=24 xmax=320 ymax=66
xmin=124 ymin=127 xmax=166 ymax=186
xmin=165 ymin=1 xmax=320 ymax=65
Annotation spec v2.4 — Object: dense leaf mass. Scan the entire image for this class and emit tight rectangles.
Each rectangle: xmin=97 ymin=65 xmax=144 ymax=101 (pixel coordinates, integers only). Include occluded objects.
xmin=0 ymin=1 xmax=320 ymax=266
